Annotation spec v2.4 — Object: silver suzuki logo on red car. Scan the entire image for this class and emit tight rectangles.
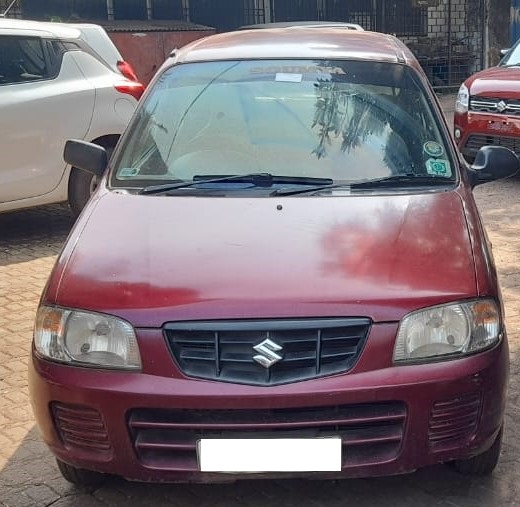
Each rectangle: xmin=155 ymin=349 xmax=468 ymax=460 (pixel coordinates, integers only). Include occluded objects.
xmin=497 ymin=100 xmax=508 ymax=113
xmin=253 ymin=339 xmax=283 ymax=369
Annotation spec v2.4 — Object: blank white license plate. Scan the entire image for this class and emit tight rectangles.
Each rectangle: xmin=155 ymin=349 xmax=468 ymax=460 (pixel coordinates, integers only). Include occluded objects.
xmin=198 ymin=438 xmax=342 ymax=473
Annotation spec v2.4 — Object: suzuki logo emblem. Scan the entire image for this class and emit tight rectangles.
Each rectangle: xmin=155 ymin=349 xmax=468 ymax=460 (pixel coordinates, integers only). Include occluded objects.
xmin=253 ymin=338 xmax=283 ymax=369
xmin=497 ymin=100 xmax=508 ymax=113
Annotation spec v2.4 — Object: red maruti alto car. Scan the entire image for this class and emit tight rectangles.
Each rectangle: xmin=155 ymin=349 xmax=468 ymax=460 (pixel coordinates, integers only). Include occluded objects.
xmin=29 ymin=28 xmax=519 ymax=487
xmin=455 ymin=37 xmax=520 ymax=162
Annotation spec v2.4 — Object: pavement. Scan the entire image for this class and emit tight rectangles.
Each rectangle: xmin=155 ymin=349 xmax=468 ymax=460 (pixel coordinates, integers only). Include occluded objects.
xmin=4 ymin=94 xmax=520 ymax=506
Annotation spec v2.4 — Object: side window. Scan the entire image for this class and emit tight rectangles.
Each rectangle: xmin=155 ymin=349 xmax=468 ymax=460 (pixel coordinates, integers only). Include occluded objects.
xmin=0 ymin=36 xmax=50 ymax=85
xmin=45 ymin=40 xmax=67 ymax=77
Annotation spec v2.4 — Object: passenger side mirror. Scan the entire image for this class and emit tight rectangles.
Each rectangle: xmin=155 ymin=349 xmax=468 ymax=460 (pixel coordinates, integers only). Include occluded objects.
xmin=500 ymin=48 xmax=510 ymax=56
xmin=64 ymin=139 xmax=108 ymax=178
xmin=468 ymin=146 xmax=519 ymax=187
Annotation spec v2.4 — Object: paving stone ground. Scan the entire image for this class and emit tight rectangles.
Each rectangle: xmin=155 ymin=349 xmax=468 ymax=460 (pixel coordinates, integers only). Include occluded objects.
xmin=3 ymin=96 xmax=520 ymax=506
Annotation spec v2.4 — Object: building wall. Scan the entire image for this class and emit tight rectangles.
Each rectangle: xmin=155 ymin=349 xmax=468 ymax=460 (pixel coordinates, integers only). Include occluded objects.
xmin=2 ymin=0 xmax=509 ymax=86
xmin=108 ymin=29 xmax=215 ymax=84
xmin=392 ymin=0 xmax=484 ymax=86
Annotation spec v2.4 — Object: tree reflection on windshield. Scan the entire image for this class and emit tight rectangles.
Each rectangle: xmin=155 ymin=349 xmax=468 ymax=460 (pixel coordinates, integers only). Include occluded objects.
xmin=311 ymin=77 xmax=417 ymax=176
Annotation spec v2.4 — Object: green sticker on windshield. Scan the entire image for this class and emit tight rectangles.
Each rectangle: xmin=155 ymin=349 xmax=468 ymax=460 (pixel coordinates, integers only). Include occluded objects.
xmin=423 ymin=141 xmax=444 ymax=158
xmin=119 ymin=167 xmax=139 ymax=178
xmin=426 ymin=158 xmax=452 ymax=177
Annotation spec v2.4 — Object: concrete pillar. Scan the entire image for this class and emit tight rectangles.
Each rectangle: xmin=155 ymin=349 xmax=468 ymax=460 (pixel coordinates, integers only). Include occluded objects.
xmin=486 ymin=0 xmax=509 ymax=67
xmin=264 ymin=0 xmax=272 ymax=22
xmin=106 ymin=0 xmax=114 ymax=20
xmin=183 ymin=0 xmax=190 ymax=21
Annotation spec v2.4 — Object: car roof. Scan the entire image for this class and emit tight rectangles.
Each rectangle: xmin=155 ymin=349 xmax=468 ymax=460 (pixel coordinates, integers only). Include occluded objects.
xmin=0 ymin=18 xmax=123 ymax=70
xmin=239 ymin=21 xmax=364 ymax=31
xmin=0 ymin=18 xmax=81 ymax=39
xmin=66 ymin=23 xmax=123 ymax=68
xmin=171 ymin=28 xmax=415 ymax=67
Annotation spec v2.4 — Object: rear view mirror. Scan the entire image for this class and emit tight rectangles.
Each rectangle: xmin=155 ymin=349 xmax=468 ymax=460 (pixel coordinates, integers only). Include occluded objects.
xmin=469 ymin=146 xmax=519 ymax=186
xmin=64 ymin=139 xmax=108 ymax=178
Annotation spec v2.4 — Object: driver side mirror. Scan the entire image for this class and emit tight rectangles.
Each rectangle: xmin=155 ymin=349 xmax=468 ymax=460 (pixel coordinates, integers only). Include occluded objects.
xmin=468 ymin=146 xmax=519 ymax=187
xmin=64 ymin=139 xmax=108 ymax=178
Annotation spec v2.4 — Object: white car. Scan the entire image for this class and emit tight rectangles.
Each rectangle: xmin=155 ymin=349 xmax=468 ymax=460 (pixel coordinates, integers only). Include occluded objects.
xmin=0 ymin=18 xmax=144 ymax=216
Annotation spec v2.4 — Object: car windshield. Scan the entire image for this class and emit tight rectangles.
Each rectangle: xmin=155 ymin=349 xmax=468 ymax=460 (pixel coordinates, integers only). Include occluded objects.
xmin=111 ymin=59 xmax=454 ymax=191
xmin=500 ymin=42 xmax=520 ymax=66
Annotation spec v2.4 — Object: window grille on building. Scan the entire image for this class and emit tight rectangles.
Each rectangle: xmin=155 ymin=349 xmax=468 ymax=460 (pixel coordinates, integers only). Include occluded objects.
xmin=22 ymin=0 xmax=107 ymax=20
xmin=7 ymin=0 xmax=488 ymax=90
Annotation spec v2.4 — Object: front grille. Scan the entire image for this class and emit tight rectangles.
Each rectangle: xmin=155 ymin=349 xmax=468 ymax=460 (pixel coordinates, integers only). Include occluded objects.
xmin=464 ymin=134 xmax=520 ymax=155
xmin=470 ymin=96 xmax=520 ymax=116
xmin=428 ymin=393 xmax=481 ymax=450
xmin=164 ymin=318 xmax=371 ymax=386
xmin=128 ymin=402 xmax=407 ymax=471
xmin=52 ymin=402 xmax=112 ymax=456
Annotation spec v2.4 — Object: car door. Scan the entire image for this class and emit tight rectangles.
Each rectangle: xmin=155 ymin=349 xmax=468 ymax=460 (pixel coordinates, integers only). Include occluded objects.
xmin=0 ymin=34 xmax=95 ymax=204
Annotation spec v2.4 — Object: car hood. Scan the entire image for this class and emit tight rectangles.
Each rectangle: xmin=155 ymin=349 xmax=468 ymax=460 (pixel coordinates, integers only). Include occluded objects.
xmin=53 ymin=190 xmax=476 ymax=327
xmin=466 ymin=66 xmax=520 ymax=97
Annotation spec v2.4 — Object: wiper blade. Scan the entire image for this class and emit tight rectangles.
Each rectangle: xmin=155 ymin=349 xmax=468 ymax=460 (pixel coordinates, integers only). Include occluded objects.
xmin=139 ymin=174 xmax=333 ymax=195
xmin=271 ymin=174 xmax=453 ymax=196
xmin=271 ymin=182 xmax=352 ymax=196
xmin=350 ymin=174 xmax=454 ymax=189
xmin=139 ymin=174 xmax=262 ymax=195
xmin=196 ymin=174 xmax=333 ymax=186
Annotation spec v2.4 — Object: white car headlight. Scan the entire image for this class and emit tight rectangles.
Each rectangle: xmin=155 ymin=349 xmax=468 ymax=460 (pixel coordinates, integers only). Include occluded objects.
xmin=455 ymin=83 xmax=470 ymax=114
xmin=394 ymin=300 xmax=501 ymax=363
xmin=34 ymin=306 xmax=141 ymax=370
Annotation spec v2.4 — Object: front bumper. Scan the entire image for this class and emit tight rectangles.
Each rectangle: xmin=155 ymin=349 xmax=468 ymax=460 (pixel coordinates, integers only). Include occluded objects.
xmin=455 ymin=110 xmax=520 ymax=161
xmin=29 ymin=325 xmax=508 ymax=483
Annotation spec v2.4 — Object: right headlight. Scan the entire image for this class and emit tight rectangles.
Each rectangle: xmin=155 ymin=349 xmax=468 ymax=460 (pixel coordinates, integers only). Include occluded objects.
xmin=34 ymin=305 xmax=141 ymax=370
xmin=455 ymin=83 xmax=470 ymax=114
xmin=394 ymin=299 xmax=501 ymax=363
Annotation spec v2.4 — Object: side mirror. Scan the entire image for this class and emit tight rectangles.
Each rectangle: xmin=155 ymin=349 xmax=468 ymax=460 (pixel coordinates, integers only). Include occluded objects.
xmin=500 ymin=48 xmax=510 ymax=56
xmin=468 ymin=146 xmax=519 ymax=187
xmin=64 ymin=139 xmax=108 ymax=178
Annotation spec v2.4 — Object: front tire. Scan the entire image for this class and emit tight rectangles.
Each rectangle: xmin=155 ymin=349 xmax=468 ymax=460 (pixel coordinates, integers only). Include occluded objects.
xmin=452 ymin=427 xmax=503 ymax=476
xmin=68 ymin=146 xmax=114 ymax=217
xmin=56 ymin=458 xmax=107 ymax=488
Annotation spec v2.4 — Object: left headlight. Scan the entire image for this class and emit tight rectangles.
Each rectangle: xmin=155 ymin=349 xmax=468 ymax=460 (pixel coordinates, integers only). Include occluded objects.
xmin=394 ymin=299 xmax=501 ymax=363
xmin=34 ymin=306 xmax=141 ymax=370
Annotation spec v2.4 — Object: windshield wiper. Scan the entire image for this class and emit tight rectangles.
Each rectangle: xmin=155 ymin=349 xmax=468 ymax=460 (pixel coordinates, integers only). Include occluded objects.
xmin=271 ymin=182 xmax=352 ymax=196
xmin=271 ymin=174 xmax=453 ymax=196
xmin=350 ymin=174 xmax=454 ymax=189
xmin=139 ymin=174 xmax=333 ymax=195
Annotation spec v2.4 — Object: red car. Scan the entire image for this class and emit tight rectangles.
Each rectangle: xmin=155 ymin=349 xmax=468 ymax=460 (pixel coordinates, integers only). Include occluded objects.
xmin=29 ymin=28 xmax=518 ymax=487
xmin=455 ymin=40 xmax=520 ymax=162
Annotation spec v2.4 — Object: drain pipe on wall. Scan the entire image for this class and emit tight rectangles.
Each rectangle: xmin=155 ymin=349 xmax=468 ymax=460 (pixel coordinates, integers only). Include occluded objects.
xmin=483 ymin=0 xmax=488 ymax=68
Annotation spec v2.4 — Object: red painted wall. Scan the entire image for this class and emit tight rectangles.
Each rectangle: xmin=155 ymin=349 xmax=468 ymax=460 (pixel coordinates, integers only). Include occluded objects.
xmin=108 ymin=29 xmax=215 ymax=85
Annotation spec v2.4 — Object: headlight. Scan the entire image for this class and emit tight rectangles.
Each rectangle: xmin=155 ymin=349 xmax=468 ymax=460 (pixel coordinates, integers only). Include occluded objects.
xmin=394 ymin=300 xmax=501 ymax=363
xmin=34 ymin=306 xmax=141 ymax=370
xmin=455 ymin=83 xmax=470 ymax=114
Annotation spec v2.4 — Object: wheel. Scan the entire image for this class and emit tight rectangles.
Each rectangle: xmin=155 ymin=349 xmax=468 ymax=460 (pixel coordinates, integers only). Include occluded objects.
xmin=68 ymin=145 xmax=114 ymax=217
xmin=452 ymin=427 xmax=503 ymax=476
xmin=56 ymin=458 xmax=106 ymax=488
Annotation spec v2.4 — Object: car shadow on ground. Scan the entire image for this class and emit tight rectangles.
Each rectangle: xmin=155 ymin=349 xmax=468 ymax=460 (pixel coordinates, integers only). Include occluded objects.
xmin=1 ymin=425 xmax=515 ymax=507
xmin=0 ymin=204 xmax=74 ymax=268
